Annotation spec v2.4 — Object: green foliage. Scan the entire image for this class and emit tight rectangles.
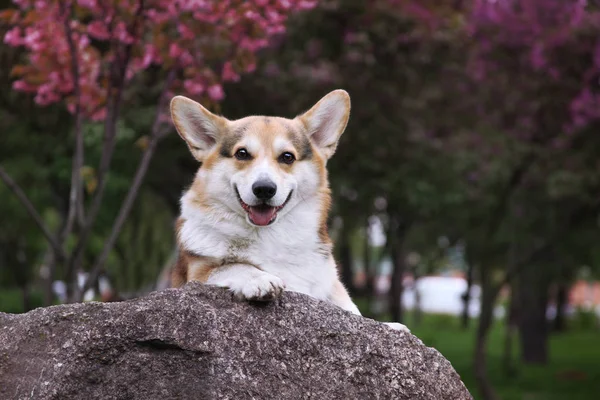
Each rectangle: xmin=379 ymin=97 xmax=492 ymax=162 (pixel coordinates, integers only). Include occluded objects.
xmin=82 ymin=120 xmax=136 ymax=148
xmin=0 ymin=287 xmax=44 ymax=313
xmin=0 ymin=183 xmax=48 ymax=288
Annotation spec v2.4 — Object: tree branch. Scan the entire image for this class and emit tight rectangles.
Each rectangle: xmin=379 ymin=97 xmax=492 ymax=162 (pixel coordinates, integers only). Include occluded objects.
xmin=61 ymin=2 xmax=86 ymax=240
xmin=78 ymin=69 xmax=175 ymax=299
xmin=84 ymin=0 xmax=146 ymax=233
xmin=488 ymin=197 xmax=600 ymax=301
xmin=485 ymin=152 xmax=535 ymax=239
xmin=67 ymin=0 xmax=147 ymax=296
xmin=0 ymin=166 xmax=66 ymax=261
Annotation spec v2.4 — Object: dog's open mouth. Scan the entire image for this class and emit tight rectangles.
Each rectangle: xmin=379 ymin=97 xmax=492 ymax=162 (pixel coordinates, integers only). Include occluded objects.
xmin=235 ymin=188 xmax=292 ymax=226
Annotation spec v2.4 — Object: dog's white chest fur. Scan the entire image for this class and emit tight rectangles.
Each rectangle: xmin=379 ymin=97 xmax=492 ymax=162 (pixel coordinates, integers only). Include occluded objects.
xmin=180 ymin=193 xmax=337 ymax=301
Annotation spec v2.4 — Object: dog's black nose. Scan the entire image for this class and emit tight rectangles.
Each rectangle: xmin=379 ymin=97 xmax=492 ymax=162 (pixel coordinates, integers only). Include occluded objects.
xmin=252 ymin=180 xmax=277 ymax=200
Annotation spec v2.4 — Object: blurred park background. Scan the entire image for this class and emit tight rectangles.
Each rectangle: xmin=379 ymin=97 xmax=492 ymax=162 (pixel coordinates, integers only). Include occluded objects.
xmin=1 ymin=1 xmax=600 ymax=399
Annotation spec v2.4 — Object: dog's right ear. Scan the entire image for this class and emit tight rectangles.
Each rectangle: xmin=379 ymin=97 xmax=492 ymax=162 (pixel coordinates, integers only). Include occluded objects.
xmin=170 ymin=96 xmax=228 ymax=161
xmin=297 ymin=89 xmax=350 ymax=160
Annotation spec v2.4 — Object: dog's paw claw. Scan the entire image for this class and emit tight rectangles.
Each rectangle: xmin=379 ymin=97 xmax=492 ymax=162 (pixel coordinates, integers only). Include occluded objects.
xmin=230 ymin=274 xmax=285 ymax=302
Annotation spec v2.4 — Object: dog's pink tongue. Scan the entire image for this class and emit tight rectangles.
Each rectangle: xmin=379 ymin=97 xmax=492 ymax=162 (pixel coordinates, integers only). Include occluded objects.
xmin=249 ymin=205 xmax=276 ymax=226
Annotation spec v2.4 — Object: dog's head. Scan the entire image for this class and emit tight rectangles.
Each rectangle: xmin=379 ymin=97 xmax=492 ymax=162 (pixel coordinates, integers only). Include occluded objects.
xmin=170 ymin=90 xmax=350 ymax=227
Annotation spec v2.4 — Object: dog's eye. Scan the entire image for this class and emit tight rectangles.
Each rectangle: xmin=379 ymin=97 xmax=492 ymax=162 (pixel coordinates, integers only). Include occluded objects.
xmin=235 ymin=148 xmax=251 ymax=160
xmin=278 ymin=152 xmax=295 ymax=165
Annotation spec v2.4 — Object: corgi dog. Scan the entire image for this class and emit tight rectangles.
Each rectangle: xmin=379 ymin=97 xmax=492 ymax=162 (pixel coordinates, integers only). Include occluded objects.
xmin=170 ymin=90 xmax=407 ymax=332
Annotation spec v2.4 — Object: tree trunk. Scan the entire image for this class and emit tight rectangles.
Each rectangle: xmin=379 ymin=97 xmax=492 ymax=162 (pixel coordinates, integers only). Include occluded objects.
xmin=517 ymin=265 xmax=549 ymax=364
xmin=461 ymin=260 xmax=474 ymax=329
xmin=473 ymin=265 xmax=499 ymax=400
xmin=553 ymin=282 xmax=568 ymax=332
xmin=388 ymin=215 xmax=409 ymax=323
xmin=66 ymin=263 xmax=81 ymax=303
xmin=502 ymin=280 xmax=519 ymax=377
xmin=413 ymin=274 xmax=422 ymax=327
xmin=389 ymin=245 xmax=404 ymax=323
xmin=363 ymin=217 xmax=373 ymax=298
xmin=338 ymin=219 xmax=356 ymax=296
xmin=364 ymin=217 xmax=383 ymax=318
xmin=20 ymin=283 xmax=31 ymax=313
xmin=42 ymin=249 xmax=57 ymax=306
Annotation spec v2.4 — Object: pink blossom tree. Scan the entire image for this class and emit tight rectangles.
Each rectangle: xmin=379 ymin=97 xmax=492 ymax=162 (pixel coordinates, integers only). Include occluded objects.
xmin=0 ymin=0 xmax=315 ymax=302
xmin=463 ymin=2 xmax=600 ymax=399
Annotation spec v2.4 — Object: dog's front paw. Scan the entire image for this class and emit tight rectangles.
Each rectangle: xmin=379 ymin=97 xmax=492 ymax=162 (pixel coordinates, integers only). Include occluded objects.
xmin=384 ymin=322 xmax=410 ymax=333
xmin=223 ymin=273 xmax=285 ymax=302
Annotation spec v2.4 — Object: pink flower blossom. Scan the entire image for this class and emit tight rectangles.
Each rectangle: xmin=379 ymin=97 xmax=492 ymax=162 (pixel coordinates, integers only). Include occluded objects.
xmin=183 ymin=80 xmax=204 ymax=95
xmin=77 ymin=0 xmax=98 ymax=10
xmin=168 ymin=43 xmax=183 ymax=59
xmin=87 ymin=21 xmax=110 ymax=40
xmin=207 ymin=84 xmax=224 ymax=101
xmin=4 ymin=0 xmax=317 ymax=120
xmin=222 ymin=61 xmax=240 ymax=82
xmin=13 ymin=80 xmax=33 ymax=91
xmin=244 ymin=62 xmax=256 ymax=74
xmin=4 ymin=27 xmax=22 ymax=46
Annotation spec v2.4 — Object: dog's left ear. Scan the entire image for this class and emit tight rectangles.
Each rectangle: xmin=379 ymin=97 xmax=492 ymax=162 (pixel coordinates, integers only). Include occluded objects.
xmin=297 ymin=89 xmax=351 ymax=159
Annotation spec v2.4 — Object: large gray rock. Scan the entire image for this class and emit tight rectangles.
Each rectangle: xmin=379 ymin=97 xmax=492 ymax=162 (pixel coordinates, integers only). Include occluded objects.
xmin=0 ymin=283 xmax=472 ymax=399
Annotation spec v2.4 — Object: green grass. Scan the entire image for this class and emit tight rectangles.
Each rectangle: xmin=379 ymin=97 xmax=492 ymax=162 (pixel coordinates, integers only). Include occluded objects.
xmin=408 ymin=313 xmax=600 ymax=400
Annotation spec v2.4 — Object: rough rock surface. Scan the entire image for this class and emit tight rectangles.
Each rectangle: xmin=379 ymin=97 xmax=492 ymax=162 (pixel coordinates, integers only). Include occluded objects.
xmin=0 ymin=283 xmax=472 ymax=400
